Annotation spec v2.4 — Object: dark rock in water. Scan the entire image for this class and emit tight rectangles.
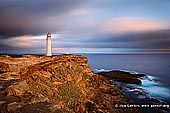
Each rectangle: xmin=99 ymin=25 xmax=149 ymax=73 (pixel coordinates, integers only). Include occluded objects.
xmin=0 ymin=55 xmax=141 ymax=113
xmin=98 ymin=70 xmax=146 ymax=84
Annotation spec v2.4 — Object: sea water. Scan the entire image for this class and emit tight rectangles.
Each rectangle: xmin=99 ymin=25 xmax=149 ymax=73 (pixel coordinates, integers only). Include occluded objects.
xmin=80 ymin=54 xmax=170 ymax=112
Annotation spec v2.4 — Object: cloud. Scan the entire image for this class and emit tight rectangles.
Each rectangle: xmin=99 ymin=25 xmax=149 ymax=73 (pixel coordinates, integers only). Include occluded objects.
xmin=0 ymin=0 xmax=90 ymax=37
xmin=53 ymin=48 xmax=79 ymax=53
xmin=69 ymin=9 xmax=89 ymax=17
xmin=0 ymin=35 xmax=45 ymax=49
xmin=1 ymin=28 xmax=170 ymax=54
xmin=0 ymin=0 xmax=170 ymax=54
xmin=56 ymin=29 xmax=170 ymax=50
xmin=103 ymin=18 xmax=170 ymax=34
xmin=100 ymin=29 xmax=170 ymax=50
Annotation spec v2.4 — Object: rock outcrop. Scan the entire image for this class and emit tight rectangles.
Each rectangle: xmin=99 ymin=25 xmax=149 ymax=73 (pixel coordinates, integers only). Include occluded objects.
xmin=98 ymin=70 xmax=145 ymax=84
xmin=0 ymin=62 xmax=10 ymax=73
xmin=0 ymin=55 xmax=140 ymax=113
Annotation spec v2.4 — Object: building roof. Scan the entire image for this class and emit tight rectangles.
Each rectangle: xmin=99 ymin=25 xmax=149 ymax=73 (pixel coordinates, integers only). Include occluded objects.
xmin=47 ymin=32 xmax=51 ymax=35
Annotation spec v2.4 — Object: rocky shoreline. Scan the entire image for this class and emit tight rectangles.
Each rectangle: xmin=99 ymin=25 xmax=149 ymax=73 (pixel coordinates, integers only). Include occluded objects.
xmin=97 ymin=70 xmax=146 ymax=85
xmin=97 ymin=70 xmax=170 ymax=113
xmin=0 ymin=55 xmax=141 ymax=113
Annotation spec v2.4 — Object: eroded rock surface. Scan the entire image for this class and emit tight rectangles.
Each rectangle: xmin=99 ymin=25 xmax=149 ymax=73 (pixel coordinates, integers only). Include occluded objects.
xmin=0 ymin=55 xmax=140 ymax=113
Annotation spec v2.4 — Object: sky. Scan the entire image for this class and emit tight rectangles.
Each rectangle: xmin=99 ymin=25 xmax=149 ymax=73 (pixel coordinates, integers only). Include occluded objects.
xmin=0 ymin=0 xmax=170 ymax=54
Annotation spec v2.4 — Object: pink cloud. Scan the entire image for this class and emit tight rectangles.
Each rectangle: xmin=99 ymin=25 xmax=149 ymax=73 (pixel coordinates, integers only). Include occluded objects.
xmin=103 ymin=18 xmax=170 ymax=34
xmin=5 ymin=35 xmax=45 ymax=48
xmin=12 ymin=42 xmax=33 ymax=47
xmin=15 ymin=35 xmax=33 ymax=41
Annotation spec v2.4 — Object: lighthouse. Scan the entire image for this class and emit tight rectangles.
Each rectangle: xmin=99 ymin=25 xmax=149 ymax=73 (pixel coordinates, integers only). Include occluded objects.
xmin=46 ymin=32 xmax=52 ymax=56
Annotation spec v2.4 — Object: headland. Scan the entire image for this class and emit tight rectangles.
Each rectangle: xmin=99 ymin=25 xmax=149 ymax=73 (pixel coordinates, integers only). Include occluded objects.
xmin=0 ymin=54 xmax=141 ymax=113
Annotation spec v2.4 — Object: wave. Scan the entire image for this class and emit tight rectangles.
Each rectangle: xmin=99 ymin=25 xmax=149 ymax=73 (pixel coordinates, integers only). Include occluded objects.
xmin=94 ymin=68 xmax=147 ymax=75
xmin=95 ymin=68 xmax=170 ymax=99
xmin=95 ymin=68 xmax=170 ymax=105
xmin=94 ymin=68 xmax=112 ymax=72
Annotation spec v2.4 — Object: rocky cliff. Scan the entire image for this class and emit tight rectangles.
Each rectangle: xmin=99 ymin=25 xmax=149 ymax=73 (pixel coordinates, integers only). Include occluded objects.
xmin=0 ymin=55 xmax=140 ymax=113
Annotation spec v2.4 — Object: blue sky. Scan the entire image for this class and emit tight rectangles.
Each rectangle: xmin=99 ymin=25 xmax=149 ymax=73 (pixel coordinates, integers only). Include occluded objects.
xmin=0 ymin=0 xmax=170 ymax=54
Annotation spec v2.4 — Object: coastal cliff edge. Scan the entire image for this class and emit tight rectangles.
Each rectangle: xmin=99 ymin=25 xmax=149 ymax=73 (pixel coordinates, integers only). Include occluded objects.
xmin=0 ymin=55 xmax=140 ymax=113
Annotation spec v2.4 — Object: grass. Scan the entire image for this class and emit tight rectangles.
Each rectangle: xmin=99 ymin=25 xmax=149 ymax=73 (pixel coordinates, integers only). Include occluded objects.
xmin=56 ymin=81 xmax=81 ymax=107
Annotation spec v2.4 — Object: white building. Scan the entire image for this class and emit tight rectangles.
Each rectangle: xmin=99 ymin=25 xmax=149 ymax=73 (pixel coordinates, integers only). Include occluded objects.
xmin=46 ymin=32 xmax=52 ymax=56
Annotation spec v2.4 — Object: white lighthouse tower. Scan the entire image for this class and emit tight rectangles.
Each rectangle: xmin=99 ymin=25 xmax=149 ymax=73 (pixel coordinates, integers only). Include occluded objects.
xmin=46 ymin=32 xmax=52 ymax=56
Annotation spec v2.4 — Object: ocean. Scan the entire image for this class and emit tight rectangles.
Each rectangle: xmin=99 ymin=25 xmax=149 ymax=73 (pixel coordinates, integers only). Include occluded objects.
xmin=81 ymin=53 xmax=170 ymax=112
xmin=83 ymin=54 xmax=170 ymax=85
